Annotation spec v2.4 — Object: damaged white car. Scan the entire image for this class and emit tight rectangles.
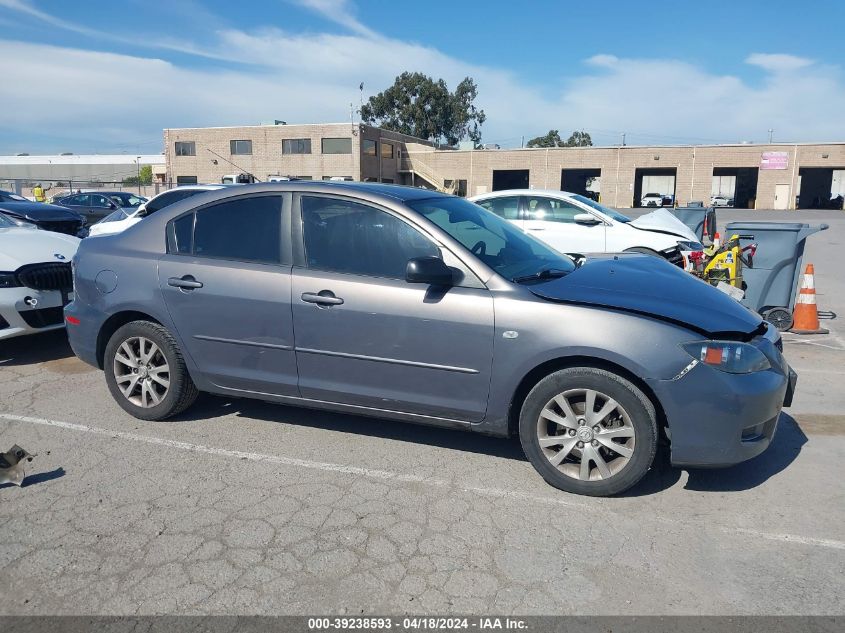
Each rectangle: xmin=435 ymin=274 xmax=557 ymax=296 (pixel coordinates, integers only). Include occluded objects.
xmin=470 ymin=189 xmax=702 ymax=266
xmin=0 ymin=212 xmax=78 ymax=340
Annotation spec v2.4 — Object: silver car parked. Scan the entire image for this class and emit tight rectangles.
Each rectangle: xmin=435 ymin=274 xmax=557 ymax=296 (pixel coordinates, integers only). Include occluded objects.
xmin=65 ymin=183 xmax=796 ymax=496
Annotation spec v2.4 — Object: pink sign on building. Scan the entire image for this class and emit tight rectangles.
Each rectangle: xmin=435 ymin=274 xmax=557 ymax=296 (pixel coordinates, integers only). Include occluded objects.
xmin=760 ymin=151 xmax=789 ymax=170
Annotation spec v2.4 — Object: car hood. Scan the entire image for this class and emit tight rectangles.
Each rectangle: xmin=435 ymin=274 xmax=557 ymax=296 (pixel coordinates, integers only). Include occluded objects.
xmin=0 ymin=201 xmax=81 ymax=222
xmin=628 ymin=209 xmax=699 ymax=242
xmin=0 ymin=227 xmax=80 ymax=270
xmin=529 ymin=254 xmax=763 ymax=336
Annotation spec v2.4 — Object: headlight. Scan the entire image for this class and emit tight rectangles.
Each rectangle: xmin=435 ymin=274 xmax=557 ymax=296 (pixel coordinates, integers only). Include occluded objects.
xmin=0 ymin=272 xmax=19 ymax=288
xmin=682 ymin=340 xmax=771 ymax=374
xmin=677 ymin=240 xmax=704 ymax=251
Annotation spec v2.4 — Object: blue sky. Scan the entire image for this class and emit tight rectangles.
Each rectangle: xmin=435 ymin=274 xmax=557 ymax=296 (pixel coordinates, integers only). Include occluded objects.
xmin=1 ymin=0 xmax=844 ymax=154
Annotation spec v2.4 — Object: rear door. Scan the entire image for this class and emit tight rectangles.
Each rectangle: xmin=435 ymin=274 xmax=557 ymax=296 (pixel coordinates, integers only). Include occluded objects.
xmin=157 ymin=193 xmax=298 ymax=396
xmin=522 ymin=195 xmax=606 ymax=253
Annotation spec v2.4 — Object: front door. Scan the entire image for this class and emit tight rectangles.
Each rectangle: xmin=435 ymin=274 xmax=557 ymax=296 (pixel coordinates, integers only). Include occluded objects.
xmin=522 ymin=195 xmax=606 ymax=254
xmin=157 ymin=193 xmax=299 ymax=396
xmin=291 ymin=194 xmax=495 ymax=422
xmin=774 ymin=184 xmax=790 ymax=210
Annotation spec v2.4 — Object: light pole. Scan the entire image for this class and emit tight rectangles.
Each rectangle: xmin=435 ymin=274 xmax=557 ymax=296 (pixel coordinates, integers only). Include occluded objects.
xmin=136 ymin=156 xmax=141 ymax=195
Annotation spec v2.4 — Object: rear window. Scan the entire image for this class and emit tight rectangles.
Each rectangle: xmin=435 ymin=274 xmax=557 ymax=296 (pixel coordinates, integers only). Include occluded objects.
xmin=170 ymin=195 xmax=283 ymax=264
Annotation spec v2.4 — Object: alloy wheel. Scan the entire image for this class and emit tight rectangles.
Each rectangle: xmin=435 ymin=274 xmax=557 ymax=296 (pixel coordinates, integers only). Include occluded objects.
xmin=112 ymin=336 xmax=171 ymax=408
xmin=536 ymin=388 xmax=636 ymax=481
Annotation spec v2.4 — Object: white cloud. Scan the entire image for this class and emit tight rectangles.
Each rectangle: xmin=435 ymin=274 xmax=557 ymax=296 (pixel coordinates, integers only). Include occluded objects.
xmin=746 ymin=53 xmax=814 ymax=73
xmin=0 ymin=10 xmax=843 ymax=153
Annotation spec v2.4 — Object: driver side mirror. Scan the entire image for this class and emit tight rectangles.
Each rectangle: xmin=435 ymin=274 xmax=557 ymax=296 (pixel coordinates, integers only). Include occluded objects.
xmin=405 ymin=257 xmax=453 ymax=286
xmin=574 ymin=213 xmax=601 ymax=226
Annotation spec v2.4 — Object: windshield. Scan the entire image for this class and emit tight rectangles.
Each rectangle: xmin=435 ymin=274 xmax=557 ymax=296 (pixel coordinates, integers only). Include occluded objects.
xmin=0 ymin=189 xmax=28 ymax=202
xmin=408 ymin=196 xmax=576 ymax=281
xmin=571 ymin=194 xmax=631 ymax=223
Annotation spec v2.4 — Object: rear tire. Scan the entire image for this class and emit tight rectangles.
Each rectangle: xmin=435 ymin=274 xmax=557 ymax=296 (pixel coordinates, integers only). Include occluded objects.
xmin=104 ymin=320 xmax=199 ymax=421
xmin=519 ymin=367 xmax=658 ymax=496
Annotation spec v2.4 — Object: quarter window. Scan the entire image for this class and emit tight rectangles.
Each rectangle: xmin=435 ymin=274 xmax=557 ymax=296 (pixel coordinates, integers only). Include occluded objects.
xmin=229 ymin=139 xmax=252 ymax=155
xmin=524 ymin=196 xmax=584 ymax=223
xmin=282 ymin=139 xmax=312 ymax=154
xmin=175 ymin=141 xmax=196 ymax=156
xmin=321 ymin=137 xmax=352 ymax=155
xmin=172 ymin=214 xmax=194 ymax=254
xmin=476 ymin=196 xmax=520 ymax=220
xmin=184 ymin=196 xmax=283 ymax=264
xmin=301 ymin=196 xmax=438 ymax=279
xmin=363 ymin=139 xmax=377 ymax=156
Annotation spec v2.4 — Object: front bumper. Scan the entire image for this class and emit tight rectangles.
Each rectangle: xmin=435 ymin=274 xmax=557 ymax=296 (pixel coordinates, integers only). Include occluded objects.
xmin=647 ymin=332 xmax=795 ymax=468
xmin=0 ymin=287 xmax=71 ymax=340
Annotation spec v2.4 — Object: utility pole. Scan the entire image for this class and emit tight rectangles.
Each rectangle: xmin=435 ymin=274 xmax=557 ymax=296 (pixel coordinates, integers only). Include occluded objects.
xmin=621 ymin=132 xmax=626 ymax=147
xmin=768 ymin=129 xmax=774 ymax=144
xmin=520 ymin=135 xmax=524 ymax=148
xmin=135 ymin=156 xmax=141 ymax=195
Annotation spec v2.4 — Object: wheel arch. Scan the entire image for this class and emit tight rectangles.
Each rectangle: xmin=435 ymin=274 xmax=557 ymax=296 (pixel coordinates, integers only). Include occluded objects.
xmin=507 ymin=355 xmax=668 ymax=441
xmin=96 ymin=310 xmax=162 ymax=369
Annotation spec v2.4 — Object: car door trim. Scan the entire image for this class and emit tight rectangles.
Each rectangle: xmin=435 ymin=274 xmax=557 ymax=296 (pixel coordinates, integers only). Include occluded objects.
xmin=193 ymin=334 xmax=293 ymax=351
xmin=295 ymin=346 xmax=479 ymax=374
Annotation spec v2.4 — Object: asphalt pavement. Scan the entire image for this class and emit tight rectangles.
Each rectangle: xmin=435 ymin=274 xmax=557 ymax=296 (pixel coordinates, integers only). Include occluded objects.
xmin=1 ymin=209 xmax=843 ymax=616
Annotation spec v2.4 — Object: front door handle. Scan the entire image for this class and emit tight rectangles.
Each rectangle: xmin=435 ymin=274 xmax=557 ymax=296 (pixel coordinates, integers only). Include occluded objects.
xmin=168 ymin=275 xmax=203 ymax=290
xmin=301 ymin=290 xmax=344 ymax=306
xmin=527 ymin=227 xmax=546 ymax=231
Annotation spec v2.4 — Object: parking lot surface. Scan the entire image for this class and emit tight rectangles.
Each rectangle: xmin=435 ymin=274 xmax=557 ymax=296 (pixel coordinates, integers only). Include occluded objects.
xmin=1 ymin=209 xmax=844 ymax=616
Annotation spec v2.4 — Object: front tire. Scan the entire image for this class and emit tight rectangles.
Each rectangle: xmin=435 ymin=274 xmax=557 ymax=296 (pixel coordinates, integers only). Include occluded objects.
xmin=104 ymin=320 xmax=199 ymax=421
xmin=519 ymin=367 xmax=658 ymax=496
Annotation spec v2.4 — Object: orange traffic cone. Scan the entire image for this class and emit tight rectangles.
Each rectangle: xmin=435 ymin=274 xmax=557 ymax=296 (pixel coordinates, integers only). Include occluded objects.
xmin=790 ymin=264 xmax=829 ymax=335
xmin=712 ymin=232 xmax=721 ymax=249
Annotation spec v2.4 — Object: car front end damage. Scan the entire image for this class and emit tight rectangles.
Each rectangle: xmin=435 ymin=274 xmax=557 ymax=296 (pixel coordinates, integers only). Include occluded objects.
xmin=647 ymin=323 xmax=795 ymax=467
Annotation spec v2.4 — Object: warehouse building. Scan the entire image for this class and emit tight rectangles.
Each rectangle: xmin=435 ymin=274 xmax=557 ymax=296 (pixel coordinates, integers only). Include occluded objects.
xmin=165 ymin=122 xmax=845 ymax=209
xmin=0 ymin=154 xmax=165 ymax=186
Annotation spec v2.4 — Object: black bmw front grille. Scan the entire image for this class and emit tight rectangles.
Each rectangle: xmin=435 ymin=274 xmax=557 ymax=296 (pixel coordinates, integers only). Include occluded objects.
xmin=18 ymin=307 xmax=64 ymax=328
xmin=15 ymin=262 xmax=73 ymax=291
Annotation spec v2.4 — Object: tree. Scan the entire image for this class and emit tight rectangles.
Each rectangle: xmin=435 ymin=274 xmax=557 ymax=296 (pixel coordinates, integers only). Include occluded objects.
xmin=526 ymin=129 xmax=593 ymax=148
xmin=526 ymin=129 xmax=563 ymax=148
xmin=123 ymin=165 xmax=153 ymax=186
xmin=565 ymin=130 xmax=593 ymax=147
xmin=360 ymin=72 xmax=486 ymax=146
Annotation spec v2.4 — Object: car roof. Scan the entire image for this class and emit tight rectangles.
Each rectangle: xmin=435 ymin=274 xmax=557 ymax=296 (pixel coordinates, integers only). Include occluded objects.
xmin=196 ymin=181 xmax=451 ymax=203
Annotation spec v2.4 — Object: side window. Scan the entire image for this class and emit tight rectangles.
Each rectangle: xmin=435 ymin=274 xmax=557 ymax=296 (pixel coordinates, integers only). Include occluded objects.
xmin=172 ymin=214 xmax=193 ymax=254
xmin=524 ymin=197 xmax=582 ymax=223
xmin=64 ymin=194 xmax=89 ymax=206
xmin=301 ymin=196 xmax=439 ymax=279
xmin=91 ymin=195 xmax=112 ymax=208
xmin=476 ymin=196 xmax=520 ymax=220
xmin=190 ymin=196 xmax=282 ymax=264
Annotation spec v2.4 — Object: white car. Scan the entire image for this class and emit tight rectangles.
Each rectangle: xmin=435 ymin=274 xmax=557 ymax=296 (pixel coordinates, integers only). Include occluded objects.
xmin=469 ymin=189 xmax=702 ymax=265
xmin=710 ymin=195 xmax=734 ymax=207
xmin=88 ymin=185 xmax=228 ymax=237
xmin=0 ymin=212 xmax=79 ymax=340
xmin=641 ymin=192 xmax=665 ymax=207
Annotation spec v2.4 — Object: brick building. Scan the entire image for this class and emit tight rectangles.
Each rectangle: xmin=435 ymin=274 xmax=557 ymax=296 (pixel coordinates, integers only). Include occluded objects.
xmin=164 ymin=123 xmax=845 ymax=209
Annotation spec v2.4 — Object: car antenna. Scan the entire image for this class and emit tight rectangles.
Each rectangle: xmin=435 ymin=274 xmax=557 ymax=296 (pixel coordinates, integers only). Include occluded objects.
xmin=205 ymin=148 xmax=262 ymax=183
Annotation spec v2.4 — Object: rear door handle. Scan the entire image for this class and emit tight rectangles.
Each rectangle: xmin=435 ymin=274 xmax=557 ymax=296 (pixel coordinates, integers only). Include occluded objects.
xmin=301 ymin=291 xmax=344 ymax=306
xmin=168 ymin=275 xmax=203 ymax=290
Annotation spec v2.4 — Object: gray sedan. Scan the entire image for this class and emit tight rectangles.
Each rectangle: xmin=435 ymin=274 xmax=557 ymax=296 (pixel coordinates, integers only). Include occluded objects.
xmin=65 ymin=182 xmax=795 ymax=496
